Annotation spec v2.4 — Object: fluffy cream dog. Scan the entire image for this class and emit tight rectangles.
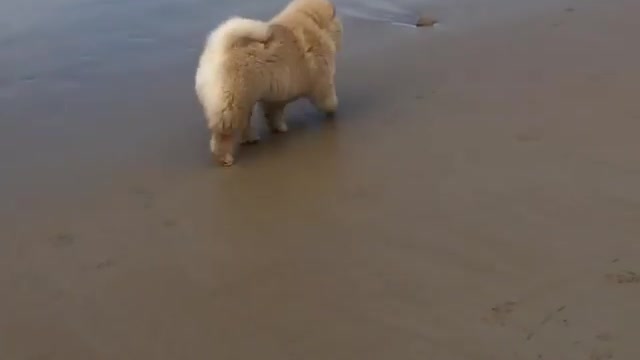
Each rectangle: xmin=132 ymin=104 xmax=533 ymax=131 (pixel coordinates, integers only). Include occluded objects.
xmin=195 ymin=0 xmax=343 ymax=166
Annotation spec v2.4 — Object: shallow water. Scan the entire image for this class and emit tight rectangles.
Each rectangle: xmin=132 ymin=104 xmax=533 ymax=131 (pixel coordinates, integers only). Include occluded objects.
xmin=0 ymin=0 xmax=423 ymax=107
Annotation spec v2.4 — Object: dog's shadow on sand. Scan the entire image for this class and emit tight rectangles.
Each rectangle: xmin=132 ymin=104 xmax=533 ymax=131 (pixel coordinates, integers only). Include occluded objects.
xmin=236 ymin=82 xmax=387 ymax=161
xmin=215 ymin=44 xmax=441 ymax=167
xmin=233 ymin=68 xmax=418 ymax=166
xmin=236 ymin=100 xmax=339 ymax=161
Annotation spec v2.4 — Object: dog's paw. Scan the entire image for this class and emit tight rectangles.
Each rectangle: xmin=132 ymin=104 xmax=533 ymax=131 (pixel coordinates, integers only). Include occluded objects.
xmin=241 ymin=126 xmax=260 ymax=145
xmin=240 ymin=135 xmax=260 ymax=145
xmin=214 ymin=153 xmax=235 ymax=167
xmin=241 ymin=138 xmax=260 ymax=145
xmin=272 ymin=122 xmax=288 ymax=133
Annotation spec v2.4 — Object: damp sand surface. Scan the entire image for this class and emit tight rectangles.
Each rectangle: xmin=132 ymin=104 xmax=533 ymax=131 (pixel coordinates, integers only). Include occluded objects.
xmin=2 ymin=0 xmax=640 ymax=359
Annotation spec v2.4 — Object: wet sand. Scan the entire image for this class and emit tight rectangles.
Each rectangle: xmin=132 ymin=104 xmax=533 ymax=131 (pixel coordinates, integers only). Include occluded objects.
xmin=2 ymin=0 xmax=640 ymax=359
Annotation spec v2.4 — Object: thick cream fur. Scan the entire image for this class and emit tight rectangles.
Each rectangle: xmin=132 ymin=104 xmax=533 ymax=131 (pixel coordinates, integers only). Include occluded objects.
xmin=195 ymin=0 xmax=343 ymax=166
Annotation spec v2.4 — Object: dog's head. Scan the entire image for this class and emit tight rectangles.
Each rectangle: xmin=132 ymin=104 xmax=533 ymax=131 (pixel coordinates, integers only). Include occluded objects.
xmin=286 ymin=0 xmax=343 ymax=50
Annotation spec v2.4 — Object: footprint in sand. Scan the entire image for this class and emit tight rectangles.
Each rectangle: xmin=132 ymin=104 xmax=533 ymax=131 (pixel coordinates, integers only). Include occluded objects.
xmin=516 ymin=129 xmax=543 ymax=143
xmin=486 ymin=300 xmax=518 ymax=326
xmin=162 ymin=219 xmax=177 ymax=228
xmin=590 ymin=348 xmax=614 ymax=360
xmin=52 ymin=233 xmax=75 ymax=248
xmin=96 ymin=259 xmax=115 ymax=270
xmin=595 ymin=332 xmax=613 ymax=342
xmin=605 ymin=270 xmax=640 ymax=284
xmin=130 ymin=186 xmax=155 ymax=209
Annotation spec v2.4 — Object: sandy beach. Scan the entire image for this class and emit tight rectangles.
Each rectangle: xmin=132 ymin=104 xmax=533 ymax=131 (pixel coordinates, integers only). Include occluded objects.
xmin=2 ymin=0 xmax=640 ymax=358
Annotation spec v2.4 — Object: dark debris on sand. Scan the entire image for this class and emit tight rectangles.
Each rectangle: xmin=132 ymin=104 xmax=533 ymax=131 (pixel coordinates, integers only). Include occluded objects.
xmin=415 ymin=15 xmax=438 ymax=27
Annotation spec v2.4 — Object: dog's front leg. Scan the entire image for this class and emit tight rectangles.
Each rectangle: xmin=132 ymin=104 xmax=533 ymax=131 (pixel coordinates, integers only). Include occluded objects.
xmin=240 ymin=107 xmax=260 ymax=145
xmin=240 ymin=120 xmax=260 ymax=145
xmin=211 ymin=132 xmax=235 ymax=167
xmin=311 ymin=83 xmax=338 ymax=117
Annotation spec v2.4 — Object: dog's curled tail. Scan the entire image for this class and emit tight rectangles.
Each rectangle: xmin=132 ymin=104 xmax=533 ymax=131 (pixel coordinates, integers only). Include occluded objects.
xmin=195 ymin=17 xmax=271 ymax=135
xmin=207 ymin=17 xmax=271 ymax=53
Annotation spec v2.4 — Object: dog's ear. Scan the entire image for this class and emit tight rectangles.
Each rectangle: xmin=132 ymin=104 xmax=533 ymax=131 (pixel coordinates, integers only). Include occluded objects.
xmin=263 ymin=29 xmax=274 ymax=43
xmin=258 ymin=26 xmax=275 ymax=44
xmin=299 ymin=0 xmax=336 ymax=28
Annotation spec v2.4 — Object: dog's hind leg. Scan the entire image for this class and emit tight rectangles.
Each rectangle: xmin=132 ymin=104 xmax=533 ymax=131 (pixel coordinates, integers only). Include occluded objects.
xmin=261 ymin=101 xmax=288 ymax=133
